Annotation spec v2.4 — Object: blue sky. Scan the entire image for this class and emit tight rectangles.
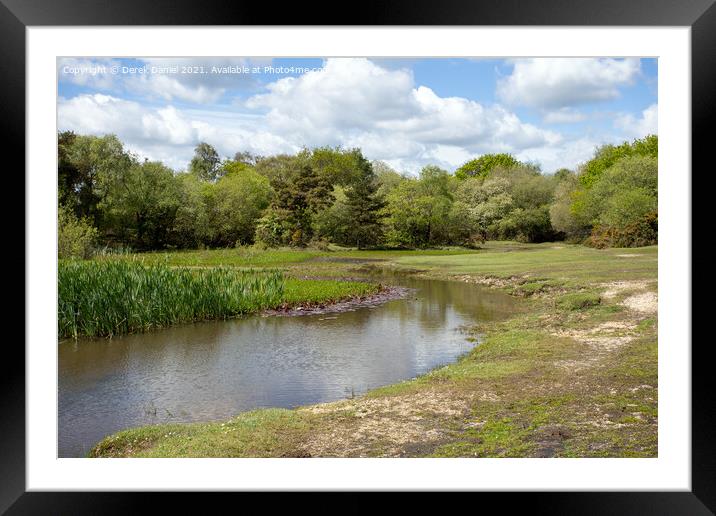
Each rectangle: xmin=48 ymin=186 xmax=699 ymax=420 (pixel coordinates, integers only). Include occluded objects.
xmin=57 ymin=57 xmax=657 ymax=173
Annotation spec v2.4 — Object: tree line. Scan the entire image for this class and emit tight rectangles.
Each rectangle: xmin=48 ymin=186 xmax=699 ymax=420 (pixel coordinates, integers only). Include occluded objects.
xmin=58 ymin=131 xmax=657 ymax=258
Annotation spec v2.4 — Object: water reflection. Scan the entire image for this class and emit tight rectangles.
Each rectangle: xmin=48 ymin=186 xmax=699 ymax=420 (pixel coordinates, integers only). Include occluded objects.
xmin=58 ymin=275 xmax=517 ymax=457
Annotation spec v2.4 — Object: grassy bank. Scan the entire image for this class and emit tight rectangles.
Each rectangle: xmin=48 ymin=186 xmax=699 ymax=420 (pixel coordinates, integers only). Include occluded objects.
xmin=89 ymin=243 xmax=657 ymax=457
xmin=59 ymin=259 xmax=380 ymax=338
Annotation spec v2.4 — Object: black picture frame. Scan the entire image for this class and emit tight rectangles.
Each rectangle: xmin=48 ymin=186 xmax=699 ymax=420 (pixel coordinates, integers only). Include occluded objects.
xmin=3 ymin=0 xmax=711 ymax=511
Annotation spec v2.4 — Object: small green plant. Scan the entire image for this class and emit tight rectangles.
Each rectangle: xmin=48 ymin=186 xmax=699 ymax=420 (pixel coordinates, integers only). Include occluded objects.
xmin=556 ymin=292 xmax=601 ymax=310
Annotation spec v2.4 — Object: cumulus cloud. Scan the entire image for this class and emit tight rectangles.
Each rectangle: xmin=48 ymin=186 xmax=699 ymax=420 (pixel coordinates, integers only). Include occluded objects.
xmin=245 ymin=58 xmax=560 ymax=168
xmin=516 ymin=136 xmax=605 ymax=173
xmin=615 ymin=103 xmax=658 ymax=138
xmin=497 ymin=58 xmax=641 ymax=109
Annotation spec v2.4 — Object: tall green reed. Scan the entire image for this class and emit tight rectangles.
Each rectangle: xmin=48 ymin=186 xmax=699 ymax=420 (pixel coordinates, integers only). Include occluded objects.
xmin=58 ymin=259 xmax=284 ymax=338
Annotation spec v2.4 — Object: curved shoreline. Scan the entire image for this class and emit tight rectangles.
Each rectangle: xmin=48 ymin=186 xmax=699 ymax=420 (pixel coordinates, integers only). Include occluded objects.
xmin=78 ymin=245 xmax=657 ymax=458
xmin=262 ymin=284 xmax=413 ymax=317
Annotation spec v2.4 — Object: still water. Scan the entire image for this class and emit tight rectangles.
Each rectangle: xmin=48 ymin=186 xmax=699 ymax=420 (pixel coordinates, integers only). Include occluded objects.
xmin=58 ymin=275 xmax=517 ymax=457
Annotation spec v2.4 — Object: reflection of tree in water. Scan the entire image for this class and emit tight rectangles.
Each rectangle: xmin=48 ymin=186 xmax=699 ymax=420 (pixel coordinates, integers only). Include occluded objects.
xmin=375 ymin=276 xmax=518 ymax=335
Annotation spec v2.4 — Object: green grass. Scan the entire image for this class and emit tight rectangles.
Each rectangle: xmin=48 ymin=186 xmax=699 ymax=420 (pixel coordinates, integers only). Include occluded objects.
xmin=556 ymin=292 xmax=602 ymax=310
xmin=109 ymin=246 xmax=480 ymax=270
xmin=283 ymin=278 xmax=379 ymax=305
xmin=90 ymin=408 xmax=313 ymax=458
xmin=102 ymin=247 xmax=324 ymax=268
xmin=394 ymin=242 xmax=657 ymax=285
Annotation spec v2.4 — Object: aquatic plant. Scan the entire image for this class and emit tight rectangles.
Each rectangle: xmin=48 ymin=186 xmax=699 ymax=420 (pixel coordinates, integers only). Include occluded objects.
xmin=58 ymin=259 xmax=284 ymax=338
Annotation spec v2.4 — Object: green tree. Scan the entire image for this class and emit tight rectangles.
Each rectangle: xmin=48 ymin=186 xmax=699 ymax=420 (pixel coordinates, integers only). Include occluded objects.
xmin=171 ymin=172 xmax=211 ymax=248
xmin=372 ymin=161 xmax=405 ymax=197
xmin=259 ymin=162 xmax=333 ymax=247
xmin=341 ymin=154 xmax=386 ymax=248
xmin=384 ymin=166 xmax=455 ymax=247
xmin=254 ymin=154 xmax=303 ymax=185
xmin=310 ymin=146 xmax=364 ymax=186
xmin=58 ymin=131 xmax=80 ymax=213
xmin=549 ymin=173 xmax=589 ymax=240
xmin=61 ymin=133 xmax=134 ymax=226
xmin=578 ymin=134 xmax=657 ymax=188
xmin=189 ymin=142 xmax=222 ymax=182
xmin=454 ymin=153 xmax=521 ymax=180
xmin=314 ymin=187 xmax=351 ymax=245
xmin=101 ymin=161 xmax=181 ymax=249
xmin=233 ymin=150 xmax=262 ymax=165
xmin=456 ymin=177 xmax=514 ymax=240
xmin=553 ymin=168 xmax=574 ymax=182
xmin=582 ymin=155 xmax=657 ymax=228
xmin=212 ymin=163 xmax=273 ymax=246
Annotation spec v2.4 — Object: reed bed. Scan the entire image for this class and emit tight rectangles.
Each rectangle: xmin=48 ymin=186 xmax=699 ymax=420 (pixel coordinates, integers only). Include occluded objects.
xmin=59 ymin=260 xmax=284 ymax=338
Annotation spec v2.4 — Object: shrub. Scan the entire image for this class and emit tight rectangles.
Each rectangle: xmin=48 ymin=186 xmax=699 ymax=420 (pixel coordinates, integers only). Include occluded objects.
xmin=255 ymin=209 xmax=292 ymax=247
xmin=586 ymin=211 xmax=657 ymax=249
xmin=58 ymin=205 xmax=98 ymax=259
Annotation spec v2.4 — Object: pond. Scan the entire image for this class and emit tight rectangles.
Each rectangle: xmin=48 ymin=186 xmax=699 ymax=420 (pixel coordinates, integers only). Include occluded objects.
xmin=58 ymin=275 xmax=517 ymax=457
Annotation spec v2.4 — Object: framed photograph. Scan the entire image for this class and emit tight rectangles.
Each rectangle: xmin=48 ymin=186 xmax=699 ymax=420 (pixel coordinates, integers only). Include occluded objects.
xmin=6 ymin=0 xmax=711 ymax=510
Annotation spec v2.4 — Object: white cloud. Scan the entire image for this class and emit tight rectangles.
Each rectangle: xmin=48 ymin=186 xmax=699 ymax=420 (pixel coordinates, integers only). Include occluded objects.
xmin=57 ymin=94 xmax=296 ymax=169
xmin=516 ymin=136 xmax=603 ymax=173
xmin=543 ymin=108 xmax=587 ymax=124
xmin=498 ymin=58 xmax=641 ymax=109
xmin=615 ymin=103 xmax=658 ymax=138
xmin=244 ymin=58 xmax=560 ymax=171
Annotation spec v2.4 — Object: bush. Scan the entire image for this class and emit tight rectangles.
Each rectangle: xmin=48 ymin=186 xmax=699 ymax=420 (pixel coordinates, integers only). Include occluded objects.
xmin=586 ymin=211 xmax=657 ymax=249
xmin=556 ymin=292 xmax=602 ymax=310
xmin=585 ymin=212 xmax=659 ymax=249
xmin=58 ymin=205 xmax=97 ymax=259
xmin=255 ymin=209 xmax=292 ymax=247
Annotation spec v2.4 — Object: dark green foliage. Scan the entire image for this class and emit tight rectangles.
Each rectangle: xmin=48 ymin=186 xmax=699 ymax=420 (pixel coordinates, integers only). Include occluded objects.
xmin=59 ymin=133 xmax=134 ymax=226
xmin=340 ymin=154 xmax=386 ymax=248
xmin=553 ymin=168 xmax=574 ymax=182
xmin=58 ymin=131 xmax=80 ymax=213
xmin=260 ymin=162 xmax=334 ymax=247
xmin=101 ymin=161 xmax=181 ymax=250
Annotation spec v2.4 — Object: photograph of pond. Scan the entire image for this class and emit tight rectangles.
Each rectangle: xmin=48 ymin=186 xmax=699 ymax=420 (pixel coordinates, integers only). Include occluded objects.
xmin=57 ymin=57 xmax=657 ymax=458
